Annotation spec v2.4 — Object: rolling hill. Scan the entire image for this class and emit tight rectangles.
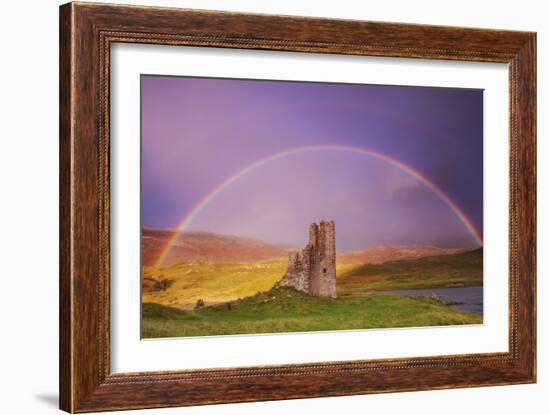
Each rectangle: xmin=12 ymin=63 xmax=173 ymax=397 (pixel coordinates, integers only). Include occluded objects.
xmin=337 ymin=244 xmax=467 ymax=264
xmin=140 ymin=227 xmax=483 ymax=337
xmin=141 ymin=226 xmax=482 ymax=310
xmin=142 ymin=226 xmax=470 ymax=267
xmin=337 ymin=248 xmax=483 ymax=295
xmin=143 ymin=253 xmax=482 ymax=310
xmin=142 ymin=226 xmax=295 ymax=266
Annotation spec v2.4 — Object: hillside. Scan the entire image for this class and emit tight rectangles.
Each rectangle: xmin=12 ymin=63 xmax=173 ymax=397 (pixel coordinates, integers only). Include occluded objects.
xmin=337 ymin=248 xmax=483 ymax=295
xmin=142 ymin=258 xmax=289 ymax=308
xmin=142 ymin=287 xmax=482 ymax=338
xmin=141 ymin=226 xmax=482 ymax=309
xmin=142 ymin=248 xmax=482 ymax=309
xmin=338 ymin=244 xmax=467 ymax=264
xmin=142 ymin=226 xmax=294 ymax=265
xmin=143 ymin=226 xmax=474 ymax=267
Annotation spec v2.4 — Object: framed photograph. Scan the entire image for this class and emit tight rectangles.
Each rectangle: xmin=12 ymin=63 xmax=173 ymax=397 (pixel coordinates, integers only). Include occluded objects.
xmin=59 ymin=2 xmax=536 ymax=412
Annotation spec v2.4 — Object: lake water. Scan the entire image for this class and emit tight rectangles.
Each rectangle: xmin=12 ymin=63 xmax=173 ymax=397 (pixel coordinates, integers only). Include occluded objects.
xmin=375 ymin=286 xmax=483 ymax=314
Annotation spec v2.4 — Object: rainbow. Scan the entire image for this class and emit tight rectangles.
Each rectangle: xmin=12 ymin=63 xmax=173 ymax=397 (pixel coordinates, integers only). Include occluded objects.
xmin=154 ymin=144 xmax=482 ymax=269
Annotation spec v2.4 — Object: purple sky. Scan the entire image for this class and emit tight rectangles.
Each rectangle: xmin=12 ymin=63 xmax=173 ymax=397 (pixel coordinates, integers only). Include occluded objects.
xmin=141 ymin=75 xmax=483 ymax=250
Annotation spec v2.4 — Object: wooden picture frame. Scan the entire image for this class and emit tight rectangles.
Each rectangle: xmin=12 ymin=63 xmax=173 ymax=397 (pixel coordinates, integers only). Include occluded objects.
xmin=59 ymin=2 xmax=536 ymax=412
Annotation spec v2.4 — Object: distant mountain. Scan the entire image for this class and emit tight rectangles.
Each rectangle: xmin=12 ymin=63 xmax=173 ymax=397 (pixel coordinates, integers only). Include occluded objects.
xmin=142 ymin=225 xmax=477 ymax=267
xmin=141 ymin=226 xmax=295 ymax=266
xmin=337 ymin=244 xmax=468 ymax=265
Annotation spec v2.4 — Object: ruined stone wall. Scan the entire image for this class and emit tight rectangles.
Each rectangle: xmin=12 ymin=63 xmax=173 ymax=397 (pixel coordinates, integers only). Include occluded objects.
xmin=277 ymin=220 xmax=337 ymax=298
xmin=279 ymin=249 xmax=312 ymax=293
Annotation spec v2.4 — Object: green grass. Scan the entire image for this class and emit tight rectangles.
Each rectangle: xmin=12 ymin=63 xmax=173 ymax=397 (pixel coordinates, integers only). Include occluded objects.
xmin=337 ymin=248 xmax=483 ymax=295
xmin=142 ymin=287 xmax=482 ymax=338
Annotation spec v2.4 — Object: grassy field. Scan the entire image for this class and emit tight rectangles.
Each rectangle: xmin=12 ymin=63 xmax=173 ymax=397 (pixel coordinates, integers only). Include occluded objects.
xmin=143 ymin=258 xmax=288 ymax=308
xmin=142 ymin=287 xmax=482 ymax=338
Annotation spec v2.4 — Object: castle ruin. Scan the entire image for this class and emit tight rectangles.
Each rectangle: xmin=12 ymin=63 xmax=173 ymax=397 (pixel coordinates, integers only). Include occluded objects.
xmin=277 ymin=220 xmax=337 ymax=298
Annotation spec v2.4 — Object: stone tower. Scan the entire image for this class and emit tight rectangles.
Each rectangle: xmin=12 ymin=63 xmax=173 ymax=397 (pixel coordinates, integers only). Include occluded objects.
xmin=277 ymin=220 xmax=337 ymax=298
